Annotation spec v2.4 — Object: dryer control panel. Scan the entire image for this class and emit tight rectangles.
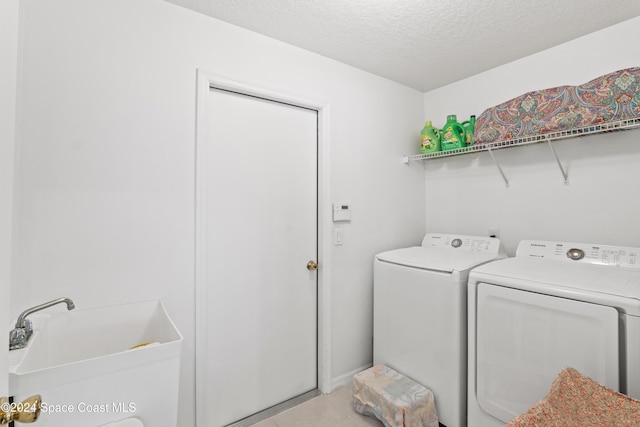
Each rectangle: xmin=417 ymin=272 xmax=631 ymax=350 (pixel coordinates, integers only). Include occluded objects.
xmin=516 ymin=240 xmax=640 ymax=268
xmin=422 ymin=233 xmax=503 ymax=254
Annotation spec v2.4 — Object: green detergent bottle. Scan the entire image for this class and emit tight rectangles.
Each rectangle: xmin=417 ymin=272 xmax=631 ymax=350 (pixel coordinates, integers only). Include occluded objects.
xmin=441 ymin=115 xmax=466 ymax=150
xmin=420 ymin=121 xmax=441 ymax=153
xmin=461 ymin=115 xmax=476 ymax=146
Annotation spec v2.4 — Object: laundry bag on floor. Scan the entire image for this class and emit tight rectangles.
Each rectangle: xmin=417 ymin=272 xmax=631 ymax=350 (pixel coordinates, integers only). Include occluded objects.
xmin=352 ymin=364 xmax=439 ymax=427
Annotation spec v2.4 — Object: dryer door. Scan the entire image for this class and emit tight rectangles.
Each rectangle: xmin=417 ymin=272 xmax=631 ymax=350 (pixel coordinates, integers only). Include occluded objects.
xmin=475 ymin=283 xmax=619 ymax=423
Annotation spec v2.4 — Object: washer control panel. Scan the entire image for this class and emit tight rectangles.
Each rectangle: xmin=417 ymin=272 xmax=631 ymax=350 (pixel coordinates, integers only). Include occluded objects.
xmin=422 ymin=233 xmax=502 ymax=254
xmin=517 ymin=240 xmax=640 ymax=268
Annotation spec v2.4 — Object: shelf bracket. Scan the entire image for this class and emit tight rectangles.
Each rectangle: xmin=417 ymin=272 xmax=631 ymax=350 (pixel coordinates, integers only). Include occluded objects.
xmin=547 ymin=139 xmax=569 ymax=184
xmin=487 ymin=148 xmax=509 ymax=188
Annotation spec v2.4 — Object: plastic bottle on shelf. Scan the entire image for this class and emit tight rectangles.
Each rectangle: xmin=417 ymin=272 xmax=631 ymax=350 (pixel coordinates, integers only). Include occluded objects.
xmin=461 ymin=115 xmax=476 ymax=146
xmin=441 ymin=115 xmax=466 ymax=151
xmin=420 ymin=121 xmax=441 ymax=153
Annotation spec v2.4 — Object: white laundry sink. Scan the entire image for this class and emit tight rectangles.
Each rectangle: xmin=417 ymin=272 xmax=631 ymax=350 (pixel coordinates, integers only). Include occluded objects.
xmin=9 ymin=300 xmax=182 ymax=427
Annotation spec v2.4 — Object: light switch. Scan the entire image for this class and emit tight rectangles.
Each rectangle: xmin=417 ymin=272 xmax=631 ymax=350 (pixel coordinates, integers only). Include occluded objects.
xmin=334 ymin=228 xmax=344 ymax=246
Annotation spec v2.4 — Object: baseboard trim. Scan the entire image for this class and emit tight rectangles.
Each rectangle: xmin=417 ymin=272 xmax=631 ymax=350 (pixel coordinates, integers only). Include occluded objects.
xmin=330 ymin=363 xmax=373 ymax=392
xmin=225 ymin=389 xmax=321 ymax=427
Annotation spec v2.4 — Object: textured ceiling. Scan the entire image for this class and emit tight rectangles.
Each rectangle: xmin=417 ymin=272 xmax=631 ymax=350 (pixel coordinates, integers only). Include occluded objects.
xmin=162 ymin=0 xmax=640 ymax=92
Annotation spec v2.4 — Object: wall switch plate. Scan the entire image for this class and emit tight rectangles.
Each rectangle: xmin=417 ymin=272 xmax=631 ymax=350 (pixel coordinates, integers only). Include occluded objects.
xmin=334 ymin=228 xmax=344 ymax=246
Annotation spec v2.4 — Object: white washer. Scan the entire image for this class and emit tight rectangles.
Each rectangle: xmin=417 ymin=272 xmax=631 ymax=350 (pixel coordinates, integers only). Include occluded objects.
xmin=374 ymin=233 xmax=506 ymax=427
xmin=468 ymin=240 xmax=640 ymax=427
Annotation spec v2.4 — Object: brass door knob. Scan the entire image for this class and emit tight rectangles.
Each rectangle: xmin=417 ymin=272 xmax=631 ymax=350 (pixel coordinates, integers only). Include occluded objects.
xmin=307 ymin=260 xmax=318 ymax=271
xmin=0 ymin=395 xmax=41 ymax=424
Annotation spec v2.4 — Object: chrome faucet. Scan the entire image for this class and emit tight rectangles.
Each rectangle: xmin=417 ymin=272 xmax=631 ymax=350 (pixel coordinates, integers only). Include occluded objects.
xmin=9 ymin=297 xmax=75 ymax=350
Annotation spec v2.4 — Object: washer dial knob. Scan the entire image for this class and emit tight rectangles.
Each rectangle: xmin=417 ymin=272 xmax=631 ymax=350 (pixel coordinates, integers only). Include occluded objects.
xmin=567 ymin=248 xmax=585 ymax=260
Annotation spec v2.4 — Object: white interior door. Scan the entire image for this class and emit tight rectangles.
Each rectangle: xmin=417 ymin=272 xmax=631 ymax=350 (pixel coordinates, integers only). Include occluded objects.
xmin=199 ymin=87 xmax=318 ymax=426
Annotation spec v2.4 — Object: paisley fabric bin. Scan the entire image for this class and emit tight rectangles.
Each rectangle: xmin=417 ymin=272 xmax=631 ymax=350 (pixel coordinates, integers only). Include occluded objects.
xmin=474 ymin=67 xmax=640 ymax=145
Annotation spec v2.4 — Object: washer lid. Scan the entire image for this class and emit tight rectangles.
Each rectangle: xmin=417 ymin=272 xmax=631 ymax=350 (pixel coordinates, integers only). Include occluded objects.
xmin=470 ymin=257 xmax=640 ymax=313
xmin=376 ymin=246 xmax=502 ymax=273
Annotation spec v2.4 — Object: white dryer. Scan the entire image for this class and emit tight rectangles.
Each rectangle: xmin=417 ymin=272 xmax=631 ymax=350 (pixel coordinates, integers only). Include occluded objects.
xmin=374 ymin=233 xmax=506 ymax=427
xmin=467 ymin=240 xmax=640 ymax=426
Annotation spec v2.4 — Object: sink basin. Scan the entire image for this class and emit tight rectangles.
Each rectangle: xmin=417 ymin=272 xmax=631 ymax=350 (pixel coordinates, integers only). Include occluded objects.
xmin=9 ymin=300 xmax=183 ymax=427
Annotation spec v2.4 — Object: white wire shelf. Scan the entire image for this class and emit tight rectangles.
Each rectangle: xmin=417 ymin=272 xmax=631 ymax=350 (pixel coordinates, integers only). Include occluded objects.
xmin=403 ymin=117 xmax=640 ymax=163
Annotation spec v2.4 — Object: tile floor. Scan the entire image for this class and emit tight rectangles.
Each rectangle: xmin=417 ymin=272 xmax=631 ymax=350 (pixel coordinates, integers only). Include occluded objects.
xmin=251 ymin=384 xmax=384 ymax=427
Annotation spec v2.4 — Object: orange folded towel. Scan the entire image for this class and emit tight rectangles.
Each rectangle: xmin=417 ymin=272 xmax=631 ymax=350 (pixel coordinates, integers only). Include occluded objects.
xmin=506 ymin=368 xmax=640 ymax=427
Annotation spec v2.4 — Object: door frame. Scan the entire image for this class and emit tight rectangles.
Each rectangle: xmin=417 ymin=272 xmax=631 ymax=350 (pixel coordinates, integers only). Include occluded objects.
xmin=1 ymin=0 xmax=20 ymax=397
xmin=194 ymin=69 xmax=332 ymax=425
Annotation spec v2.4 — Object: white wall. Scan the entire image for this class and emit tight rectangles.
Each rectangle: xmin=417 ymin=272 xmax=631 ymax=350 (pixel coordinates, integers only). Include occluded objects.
xmin=423 ymin=17 xmax=640 ymax=255
xmin=13 ymin=0 xmax=425 ymax=424
xmin=0 ymin=0 xmax=20 ymax=397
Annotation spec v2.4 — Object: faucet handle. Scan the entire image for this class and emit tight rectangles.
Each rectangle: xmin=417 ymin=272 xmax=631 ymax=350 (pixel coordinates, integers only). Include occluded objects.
xmin=9 ymin=320 xmax=33 ymax=351
xmin=9 ymin=329 xmax=27 ymax=351
xmin=22 ymin=319 xmax=32 ymax=333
